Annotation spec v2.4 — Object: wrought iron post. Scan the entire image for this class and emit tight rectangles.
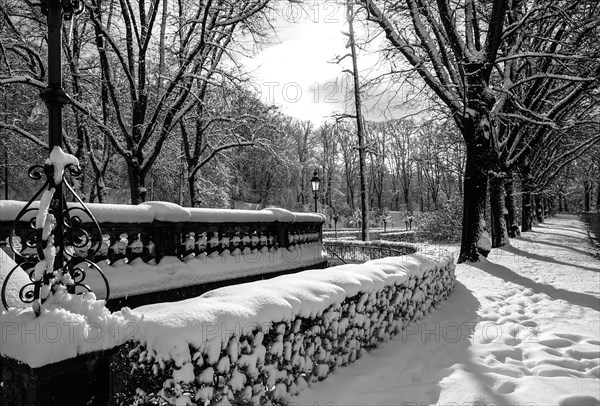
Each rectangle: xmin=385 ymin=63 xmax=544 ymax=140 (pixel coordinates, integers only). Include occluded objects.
xmin=39 ymin=0 xmax=70 ymax=288
xmin=1 ymin=0 xmax=109 ymax=314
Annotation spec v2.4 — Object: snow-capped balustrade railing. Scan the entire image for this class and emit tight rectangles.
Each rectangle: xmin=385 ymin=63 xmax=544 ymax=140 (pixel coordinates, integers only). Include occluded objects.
xmin=1 ymin=201 xmax=324 ymax=264
xmin=1 ymin=201 xmax=327 ymax=304
xmin=112 ymin=250 xmax=455 ymax=405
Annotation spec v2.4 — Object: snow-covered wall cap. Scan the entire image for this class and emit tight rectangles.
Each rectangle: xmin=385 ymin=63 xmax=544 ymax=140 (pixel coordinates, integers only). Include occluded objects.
xmin=0 ymin=287 xmax=139 ymax=368
xmin=188 ymin=208 xmax=276 ymax=223
xmin=290 ymin=211 xmax=327 ymax=223
xmin=131 ymin=251 xmax=454 ymax=366
xmin=0 ymin=200 xmax=325 ymax=224
xmin=0 ymin=200 xmax=156 ymax=223
xmin=261 ymin=207 xmax=325 ymax=223
xmin=73 ymin=203 xmax=155 ymax=223
xmin=261 ymin=207 xmax=296 ymax=223
xmin=0 ymin=200 xmax=40 ymax=222
xmin=141 ymin=201 xmax=191 ymax=222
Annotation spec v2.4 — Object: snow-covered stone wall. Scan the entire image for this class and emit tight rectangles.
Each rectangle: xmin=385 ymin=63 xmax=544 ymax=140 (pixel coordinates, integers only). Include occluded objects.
xmin=114 ymin=250 xmax=455 ymax=405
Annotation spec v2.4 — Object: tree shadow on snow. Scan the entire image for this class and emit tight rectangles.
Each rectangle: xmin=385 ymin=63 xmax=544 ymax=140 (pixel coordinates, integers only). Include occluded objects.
xmin=535 ymin=224 xmax=589 ymax=238
xmin=471 ymin=260 xmax=600 ymax=311
xmin=499 ymin=240 xmax=600 ymax=273
xmin=516 ymin=234 xmax=600 ymax=264
xmin=396 ymin=280 xmax=516 ymax=405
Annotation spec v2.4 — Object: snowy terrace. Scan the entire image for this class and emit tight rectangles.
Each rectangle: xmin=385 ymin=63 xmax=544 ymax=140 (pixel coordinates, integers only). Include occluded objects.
xmin=0 ymin=200 xmax=327 ymax=309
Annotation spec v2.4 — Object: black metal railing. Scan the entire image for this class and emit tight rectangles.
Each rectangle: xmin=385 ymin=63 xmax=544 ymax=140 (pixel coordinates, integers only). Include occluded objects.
xmin=323 ymin=240 xmax=417 ymax=264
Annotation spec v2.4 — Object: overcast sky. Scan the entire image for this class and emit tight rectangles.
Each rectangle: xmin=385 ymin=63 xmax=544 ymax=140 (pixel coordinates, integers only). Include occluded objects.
xmin=241 ymin=1 xmax=400 ymax=126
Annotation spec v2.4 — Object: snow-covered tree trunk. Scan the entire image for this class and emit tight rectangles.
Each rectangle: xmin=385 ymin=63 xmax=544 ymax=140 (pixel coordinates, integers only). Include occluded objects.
xmin=459 ymin=121 xmax=496 ymax=262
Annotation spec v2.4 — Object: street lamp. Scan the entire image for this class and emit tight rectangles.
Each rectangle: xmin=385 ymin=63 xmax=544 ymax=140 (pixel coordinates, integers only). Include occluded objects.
xmin=310 ymin=170 xmax=320 ymax=212
xmin=333 ymin=213 xmax=339 ymax=238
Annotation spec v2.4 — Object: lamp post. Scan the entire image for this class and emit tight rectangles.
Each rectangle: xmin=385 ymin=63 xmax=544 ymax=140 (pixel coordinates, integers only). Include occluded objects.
xmin=310 ymin=170 xmax=320 ymax=213
xmin=333 ymin=213 xmax=339 ymax=238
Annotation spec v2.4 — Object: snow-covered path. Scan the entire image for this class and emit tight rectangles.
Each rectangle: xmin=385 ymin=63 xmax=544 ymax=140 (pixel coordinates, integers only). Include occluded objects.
xmin=294 ymin=214 xmax=600 ymax=405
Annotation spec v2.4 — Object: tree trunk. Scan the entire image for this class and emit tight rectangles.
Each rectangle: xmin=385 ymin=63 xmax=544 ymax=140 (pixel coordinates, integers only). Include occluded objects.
xmin=558 ymin=194 xmax=563 ymax=212
xmin=597 ymin=181 xmax=600 ymax=212
xmin=458 ymin=140 xmax=493 ymax=263
xmin=189 ymin=172 xmax=201 ymax=208
xmin=179 ymin=157 xmax=185 ymax=206
xmin=96 ymin=176 xmax=107 ymax=203
xmin=88 ymin=185 xmax=96 ymax=203
xmin=584 ymin=181 xmax=591 ymax=212
xmin=534 ymin=194 xmax=544 ymax=223
xmin=128 ymin=165 xmax=147 ymax=205
xmin=347 ymin=0 xmax=369 ymax=241
xmin=505 ymin=171 xmax=520 ymax=237
xmin=403 ymin=186 xmax=410 ymax=211
xmin=564 ymin=194 xmax=569 ymax=213
xmin=520 ymin=166 xmax=534 ymax=232
xmin=490 ymin=174 xmax=509 ymax=248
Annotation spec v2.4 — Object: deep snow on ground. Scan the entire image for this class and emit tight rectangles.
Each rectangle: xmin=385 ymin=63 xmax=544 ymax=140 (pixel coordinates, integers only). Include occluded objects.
xmin=294 ymin=214 xmax=600 ymax=406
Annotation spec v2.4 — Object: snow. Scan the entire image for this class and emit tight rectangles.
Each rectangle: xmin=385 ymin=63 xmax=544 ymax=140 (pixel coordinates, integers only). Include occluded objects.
xmin=128 ymin=249 xmax=453 ymax=367
xmin=0 ymin=249 xmax=31 ymax=310
xmin=84 ymin=242 xmax=327 ymax=298
xmin=0 ymin=200 xmax=325 ymax=224
xmin=3 ymin=209 xmax=596 ymax=404
xmin=294 ymin=214 xmax=600 ymax=405
xmin=0 ymin=286 xmax=138 ymax=368
xmin=46 ymin=146 xmax=79 ymax=185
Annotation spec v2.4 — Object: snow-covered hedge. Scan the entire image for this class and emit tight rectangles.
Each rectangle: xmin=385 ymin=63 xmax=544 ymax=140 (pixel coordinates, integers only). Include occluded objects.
xmin=113 ymin=250 xmax=455 ymax=405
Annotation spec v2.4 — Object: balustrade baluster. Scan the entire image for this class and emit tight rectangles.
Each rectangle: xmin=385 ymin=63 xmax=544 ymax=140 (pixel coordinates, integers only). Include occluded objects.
xmin=127 ymin=233 xmax=144 ymax=262
xmin=195 ymin=232 xmax=207 ymax=256
xmin=108 ymin=233 xmax=128 ymax=264
xmin=143 ymin=238 xmax=156 ymax=263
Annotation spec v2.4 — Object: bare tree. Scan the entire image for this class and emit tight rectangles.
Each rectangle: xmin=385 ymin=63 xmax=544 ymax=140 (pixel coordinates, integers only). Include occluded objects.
xmin=346 ymin=0 xmax=369 ymax=240
xmin=360 ymin=0 xmax=511 ymax=261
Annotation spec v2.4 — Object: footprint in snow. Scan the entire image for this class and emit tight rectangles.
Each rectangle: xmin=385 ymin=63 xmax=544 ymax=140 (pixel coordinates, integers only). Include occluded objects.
xmin=538 ymin=337 xmax=574 ymax=349
xmin=555 ymin=333 xmax=584 ymax=342
xmin=558 ymin=395 xmax=600 ymax=406
xmin=496 ymin=380 xmax=517 ymax=395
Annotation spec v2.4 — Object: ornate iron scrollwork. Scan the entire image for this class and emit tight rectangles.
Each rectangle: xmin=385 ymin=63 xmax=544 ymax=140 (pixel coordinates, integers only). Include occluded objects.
xmin=1 ymin=157 xmax=110 ymax=314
